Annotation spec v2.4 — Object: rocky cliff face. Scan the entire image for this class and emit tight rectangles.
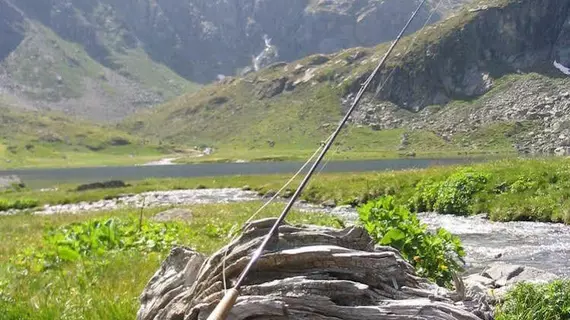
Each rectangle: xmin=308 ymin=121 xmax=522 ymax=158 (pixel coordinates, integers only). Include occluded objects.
xmin=346 ymin=0 xmax=570 ymax=154
xmin=108 ymin=0 xmax=446 ymax=82
xmin=355 ymin=0 xmax=570 ymax=111
xmin=0 ymin=1 xmax=25 ymax=62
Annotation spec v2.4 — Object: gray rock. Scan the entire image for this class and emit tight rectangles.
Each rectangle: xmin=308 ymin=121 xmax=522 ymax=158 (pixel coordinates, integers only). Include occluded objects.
xmin=466 ymin=263 xmax=560 ymax=303
xmin=482 ymin=263 xmax=524 ymax=284
xmin=255 ymin=77 xmax=288 ymax=99
xmin=321 ymin=199 xmax=336 ymax=208
xmin=554 ymin=147 xmax=570 ymax=156
xmin=137 ymin=219 xmax=490 ymax=320
xmin=502 ymin=265 xmax=559 ymax=286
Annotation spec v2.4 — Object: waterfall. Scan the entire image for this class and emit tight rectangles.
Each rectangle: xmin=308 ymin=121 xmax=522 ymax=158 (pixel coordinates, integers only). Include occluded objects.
xmin=253 ymin=34 xmax=279 ymax=71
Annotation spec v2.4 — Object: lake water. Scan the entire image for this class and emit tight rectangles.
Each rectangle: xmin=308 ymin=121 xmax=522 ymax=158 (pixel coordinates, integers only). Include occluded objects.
xmin=0 ymin=158 xmax=486 ymax=189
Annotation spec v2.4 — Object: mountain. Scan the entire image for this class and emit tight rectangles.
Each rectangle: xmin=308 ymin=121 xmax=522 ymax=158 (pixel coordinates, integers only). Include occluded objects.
xmin=0 ymin=0 xmax=198 ymax=121
xmin=122 ymin=0 xmax=570 ymax=158
xmin=0 ymin=0 xmax=467 ymax=121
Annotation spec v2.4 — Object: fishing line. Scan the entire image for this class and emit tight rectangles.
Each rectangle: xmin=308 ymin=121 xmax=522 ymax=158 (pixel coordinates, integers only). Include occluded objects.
xmin=221 ymin=133 xmax=333 ymax=291
xmin=205 ymin=1 xmax=429 ymax=319
xmin=207 ymin=1 xmax=431 ymax=318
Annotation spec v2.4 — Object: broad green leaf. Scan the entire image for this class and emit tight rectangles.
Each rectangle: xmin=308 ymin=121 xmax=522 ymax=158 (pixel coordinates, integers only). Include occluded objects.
xmin=380 ymin=228 xmax=406 ymax=245
xmin=57 ymin=247 xmax=80 ymax=262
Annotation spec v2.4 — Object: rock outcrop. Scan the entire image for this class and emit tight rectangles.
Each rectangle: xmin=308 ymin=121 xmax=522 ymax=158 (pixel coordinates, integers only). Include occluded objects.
xmin=137 ymin=219 xmax=491 ymax=320
xmin=351 ymin=73 xmax=570 ymax=154
xmin=464 ymin=262 xmax=559 ymax=303
xmin=360 ymin=0 xmax=570 ymax=111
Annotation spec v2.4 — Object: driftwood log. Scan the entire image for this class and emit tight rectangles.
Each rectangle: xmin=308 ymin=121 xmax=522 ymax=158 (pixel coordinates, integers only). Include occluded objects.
xmin=137 ymin=218 xmax=492 ymax=320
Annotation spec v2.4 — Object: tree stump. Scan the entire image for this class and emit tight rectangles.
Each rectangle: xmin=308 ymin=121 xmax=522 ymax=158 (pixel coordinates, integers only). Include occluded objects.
xmin=137 ymin=218 xmax=492 ymax=320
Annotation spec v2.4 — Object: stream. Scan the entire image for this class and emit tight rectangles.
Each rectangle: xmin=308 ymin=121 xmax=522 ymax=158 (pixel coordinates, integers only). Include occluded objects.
xmin=3 ymin=188 xmax=569 ymax=277
xmin=306 ymin=205 xmax=570 ymax=277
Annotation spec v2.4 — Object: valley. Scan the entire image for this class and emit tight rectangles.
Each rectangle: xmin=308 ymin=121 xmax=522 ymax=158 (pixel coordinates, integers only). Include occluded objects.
xmin=1 ymin=0 xmax=570 ymax=319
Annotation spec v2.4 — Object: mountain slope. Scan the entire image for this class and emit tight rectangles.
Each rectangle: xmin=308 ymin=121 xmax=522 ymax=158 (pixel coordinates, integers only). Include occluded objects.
xmin=0 ymin=0 xmax=470 ymax=121
xmin=0 ymin=0 xmax=198 ymax=121
xmin=122 ymin=0 xmax=570 ymax=159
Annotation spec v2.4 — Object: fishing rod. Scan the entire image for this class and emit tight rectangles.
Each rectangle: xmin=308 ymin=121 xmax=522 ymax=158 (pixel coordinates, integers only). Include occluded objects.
xmin=206 ymin=0 xmax=428 ymax=318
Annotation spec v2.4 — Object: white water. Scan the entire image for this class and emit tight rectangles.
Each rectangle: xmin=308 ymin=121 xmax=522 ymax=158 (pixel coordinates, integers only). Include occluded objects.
xmin=296 ymin=204 xmax=570 ymax=276
xmin=253 ymin=34 xmax=278 ymax=71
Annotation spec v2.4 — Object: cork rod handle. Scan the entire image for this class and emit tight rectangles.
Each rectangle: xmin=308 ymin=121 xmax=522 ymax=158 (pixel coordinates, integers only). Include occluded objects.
xmin=206 ymin=288 xmax=239 ymax=320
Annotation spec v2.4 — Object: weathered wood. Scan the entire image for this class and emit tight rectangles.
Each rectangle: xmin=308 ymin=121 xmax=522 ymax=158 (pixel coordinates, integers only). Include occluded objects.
xmin=137 ymin=219 xmax=491 ymax=320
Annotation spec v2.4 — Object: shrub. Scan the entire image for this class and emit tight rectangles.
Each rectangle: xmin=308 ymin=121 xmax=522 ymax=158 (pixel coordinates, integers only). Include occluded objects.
xmin=358 ymin=196 xmax=465 ymax=287
xmin=509 ymin=176 xmax=538 ymax=193
xmin=409 ymin=169 xmax=489 ymax=215
xmin=0 ymin=198 xmax=39 ymax=212
xmin=495 ymin=280 xmax=570 ymax=320
xmin=12 ymin=217 xmax=183 ymax=272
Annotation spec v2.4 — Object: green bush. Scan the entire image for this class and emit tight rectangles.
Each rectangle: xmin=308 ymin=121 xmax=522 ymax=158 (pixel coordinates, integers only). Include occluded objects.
xmin=409 ymin=169 xmax=489 ymax=215
xmin=495 ymin=280 xmax=570 ymax=320
xmin=12 ymin=217 xmax=183 ymax=272
xmin=0 ymin=198 xmax=39 ymax=211
xmin=358 ymin=196 xmax=465 ymax=287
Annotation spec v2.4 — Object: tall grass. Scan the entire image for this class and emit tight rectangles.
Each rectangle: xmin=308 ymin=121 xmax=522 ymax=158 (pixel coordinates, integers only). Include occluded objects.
xmin=0 ymin=203 xmax=341 ymax=320
xmin=495 ymin=280 xmax=570 ymax=320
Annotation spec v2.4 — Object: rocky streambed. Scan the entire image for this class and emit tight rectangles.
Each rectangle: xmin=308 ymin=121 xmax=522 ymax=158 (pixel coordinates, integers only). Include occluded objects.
xmin=3 ymin=188 xmax=570 ymax=277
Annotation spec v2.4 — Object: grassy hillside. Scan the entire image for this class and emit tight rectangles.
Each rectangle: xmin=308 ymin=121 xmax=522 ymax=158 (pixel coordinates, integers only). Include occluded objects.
xmin=0 ymin=101 xmax=172 ymax=169
xmin=120 ymin=0 xmax=531 ymax=162
xmin=122 ymin=0 xmax=568 ymax=162
xmin=122 ymin=78 xmax=483 ymax=163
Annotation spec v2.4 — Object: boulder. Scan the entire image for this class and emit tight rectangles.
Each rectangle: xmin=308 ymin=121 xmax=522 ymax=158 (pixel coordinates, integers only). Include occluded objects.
xmin=137 ymin=219 xmax=491 ymax=320
xmin=321 ymin=199 xmax=336 ymax=208
xmin=464 ymin=262 xmax=559 ymax=303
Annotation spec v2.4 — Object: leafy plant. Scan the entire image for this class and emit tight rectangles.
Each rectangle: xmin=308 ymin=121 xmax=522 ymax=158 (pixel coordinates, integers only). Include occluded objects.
xmin=495 ymin=280 xmax=570 ymax=320
xmin=204 ymin=221 xmax=238 ymax=239
xmin=509 ymin=176 xmax=538 ymax=193
xmin=12 ymin=217 xmax=183 ymax=272
xmin=359 ymin=196 xmax=465 ymax=287
xmin=409 ymin=169 xmax=489 ymax=215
